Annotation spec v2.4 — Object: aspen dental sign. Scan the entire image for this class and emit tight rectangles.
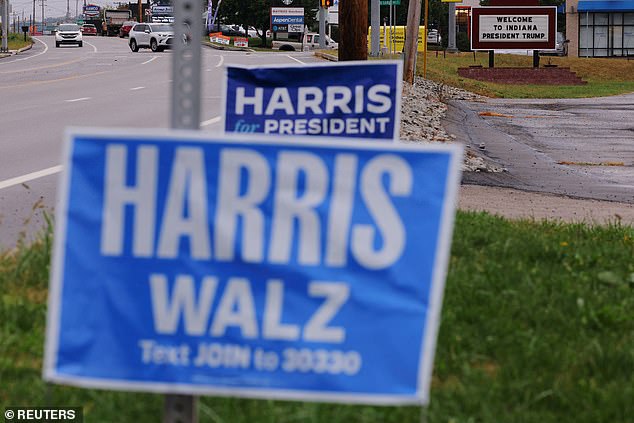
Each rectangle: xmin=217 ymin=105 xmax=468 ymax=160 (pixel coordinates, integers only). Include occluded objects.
xmin=471 ymin=6 xmax=556 ymax=51
xmin=223 ymin=61 xmax=402 ymax=141
xmin=44 ymin=129 xmax=461 ymax=405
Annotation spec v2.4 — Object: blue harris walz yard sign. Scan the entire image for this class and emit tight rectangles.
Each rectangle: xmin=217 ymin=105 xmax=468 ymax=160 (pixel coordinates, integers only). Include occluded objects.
xmin=223 ymin=61 xmax=402 ymax=141
xmin=44 ymin=129 xmax=462 ymax=405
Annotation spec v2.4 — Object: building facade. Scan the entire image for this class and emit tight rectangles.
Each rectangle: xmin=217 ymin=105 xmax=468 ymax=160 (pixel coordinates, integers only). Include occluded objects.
xmin=566 ymin=0 xmax=634 ymax=57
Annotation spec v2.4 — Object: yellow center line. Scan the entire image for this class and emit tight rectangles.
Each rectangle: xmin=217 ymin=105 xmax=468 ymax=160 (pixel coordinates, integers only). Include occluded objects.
xmin=0 ymin=57 xmax=88 ymax=75
xmin=0 ymin=71 xmax=110 ymax=89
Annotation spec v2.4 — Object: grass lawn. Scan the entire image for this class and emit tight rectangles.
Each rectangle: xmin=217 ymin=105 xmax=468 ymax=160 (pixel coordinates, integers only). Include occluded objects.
xmin=415 ymin=50 xmax=634 ymax=98
xmin=1 ymin=213 xmax=632 ymax=422
xmin=6 ymin=33 xmax=32 ymax=51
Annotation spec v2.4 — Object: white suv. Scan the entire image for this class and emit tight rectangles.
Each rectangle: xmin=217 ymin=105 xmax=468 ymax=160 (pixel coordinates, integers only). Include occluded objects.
xmin=55 ymin=24 xmax=83 ymax=48
xmin=129 ymin=23 xmax=174 ymax=52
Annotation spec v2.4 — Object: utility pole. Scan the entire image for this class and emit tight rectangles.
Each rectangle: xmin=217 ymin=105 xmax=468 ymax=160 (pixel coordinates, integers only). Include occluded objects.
xmin=1 ymin=0 xmax=8 ymax=53
xmin=423 ymin=0 xmax=428 ymax=77
xmin=339 ymin=0 xmax=367 ymax=60
xmin=403 ymin=0 xmax=422 ymax=83
xmin=447 ymin=2 xmax=458 ymax=53
xmin=370 ymin=0 xmax=379 ymax=56
xmin=40 ymin=0 xmax=44 ymax=33
xmin=31 ymin=0 xmax=34 ymax=34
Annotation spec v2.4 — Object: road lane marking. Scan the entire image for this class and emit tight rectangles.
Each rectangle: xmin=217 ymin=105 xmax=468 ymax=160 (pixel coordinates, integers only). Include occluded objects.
xmin=286 ymin=54 xmax=305 ymax=64
xmin=215 ymin=55 xmax=224 ymax=68
xmin=2 ymin=117 xmax=221 ymax=191
xmin=0 ymin=37 xmax=49 ymax=65
xmin=84 ymin=40 xmax=98 ymax=53
xmin=0 ymin=166 xmax=62 ymax=191
xmin=201 ymin=116 xmax=221 ymax=127
xmin=65 ymin=97 xmax=91 ymax=102
xmin=130 ymin=86 xmax=145 ymax=91
xmin=142 ymin=56 xmax=159 ymax=65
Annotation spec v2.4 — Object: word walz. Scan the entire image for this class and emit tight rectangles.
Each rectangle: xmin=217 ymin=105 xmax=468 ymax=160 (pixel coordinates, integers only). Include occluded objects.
xmin=149 ymin=274 xmax=349 ymax=341
xmin=100 ymin=144 xmax=413 ymax=269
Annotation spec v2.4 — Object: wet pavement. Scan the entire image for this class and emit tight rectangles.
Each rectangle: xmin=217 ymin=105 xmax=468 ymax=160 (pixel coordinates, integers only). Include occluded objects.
xmin=444 ymin=93 xmax=634 ymax=204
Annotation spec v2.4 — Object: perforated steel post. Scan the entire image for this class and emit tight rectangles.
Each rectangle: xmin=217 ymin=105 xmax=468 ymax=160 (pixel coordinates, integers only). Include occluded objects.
xmin=166 ymin=0 xmax=203 ymax=420
xmin=170 ymin=0 xmax=202 ymax=131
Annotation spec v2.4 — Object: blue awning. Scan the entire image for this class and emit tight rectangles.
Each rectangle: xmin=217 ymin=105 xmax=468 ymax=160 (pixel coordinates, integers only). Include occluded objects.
xmin=577 ymin=1 xmax=634 ymax=12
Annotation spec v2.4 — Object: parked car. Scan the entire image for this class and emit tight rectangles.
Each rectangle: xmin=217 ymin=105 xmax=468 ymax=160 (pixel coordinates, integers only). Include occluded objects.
xmin=224 ymin=25 xmax=267 ymax=38
xmin=306 ymin=33 xmax=337 ymax=49
xmin=427 ymin=29 xmax=441 ymax=45
xmin=218 ymin=24 xmax=247 ymax=37
xmin=129 ymin=23 xmax=174 ymax=52
xmin=273 ymin=32 xmax=337 ymax=51
xmin=80 ymin=23 xmax=97 ymax=36
xmin=55 ymin=23 xmax=83 ymax=47
xmin=119 ymin=21 xmax=136 ymax=38
xmin=541 ymin=32 xmax=569 ymax=56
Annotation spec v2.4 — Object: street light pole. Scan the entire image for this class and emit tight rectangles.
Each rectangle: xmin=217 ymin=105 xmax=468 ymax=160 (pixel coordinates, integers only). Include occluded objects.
xmin=1 ymin=0 xmax=8 ymax=53
xmin=370 ymin=0 xmax=380 ymax=56
xmin=447 ymin=2 xmax=458 ymax=53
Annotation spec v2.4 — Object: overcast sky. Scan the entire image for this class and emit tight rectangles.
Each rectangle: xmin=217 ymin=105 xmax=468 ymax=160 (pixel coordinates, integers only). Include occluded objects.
xmin=9 ymin=0 xmax=114 ymax=22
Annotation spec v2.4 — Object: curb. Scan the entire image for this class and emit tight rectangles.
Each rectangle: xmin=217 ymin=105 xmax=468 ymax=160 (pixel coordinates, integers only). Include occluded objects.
xmin=314 ymin=51 xmax=338 ymax=62
xmin=0 ymin=42 xmax=34 ymax=59
xmin=18 ymin=43 xmax=34 ymax=53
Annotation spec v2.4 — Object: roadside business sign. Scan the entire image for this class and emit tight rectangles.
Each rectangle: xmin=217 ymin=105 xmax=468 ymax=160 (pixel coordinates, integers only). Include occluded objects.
xmin=151 ymin=5 xmax=173 ymax=15
xmin=210 ymin=33 xmax=231 ymax=45
xmin=470 ymin=6 xmax=556 ymax=51
xmin=367 ymin=26 xmax=426 ymax=53
xmin=82 ymin=4 xmax=100 ymax=17
xmin=271 ymin=7 xmax=304 ymax=29
xmin=234 ymin=37 xmax=249 ymax=48
xmin=44 ymin=129 xmax=462 ymax=406
xmin=272 ymin=24 xmax=288 ymax=33
xmin=223 ymin=61 xmax=402 ymax=141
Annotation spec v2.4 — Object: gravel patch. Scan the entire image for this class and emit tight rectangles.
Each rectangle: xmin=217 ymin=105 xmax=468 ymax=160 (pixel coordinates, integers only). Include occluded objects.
xmin=399 ymin=77 xmax=501 ymax=173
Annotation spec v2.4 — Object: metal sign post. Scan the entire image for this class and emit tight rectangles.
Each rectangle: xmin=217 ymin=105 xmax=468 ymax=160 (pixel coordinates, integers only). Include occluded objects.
xmin=171 ymin=0 xmax=201 ymax=131
xmin=167 ymin=0 xmax=203 ymax=420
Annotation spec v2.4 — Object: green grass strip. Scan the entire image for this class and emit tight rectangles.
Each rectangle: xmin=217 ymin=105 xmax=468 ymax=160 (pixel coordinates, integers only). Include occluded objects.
xmin=1 ymin=211 xmax=632 ymax=422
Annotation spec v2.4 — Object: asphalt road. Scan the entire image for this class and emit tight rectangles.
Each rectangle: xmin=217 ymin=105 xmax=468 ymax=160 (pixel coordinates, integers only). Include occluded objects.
xmin=0 ymin=35 xmax=323 ymax=250
xmin=2 ymin=38 xmax=633 ymax=250
xmin=444 ymin=94 xmax=634 ymax=204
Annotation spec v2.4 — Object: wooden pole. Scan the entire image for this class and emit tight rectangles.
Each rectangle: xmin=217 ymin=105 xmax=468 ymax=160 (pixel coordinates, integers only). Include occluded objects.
xmin=339 ymin=0 xmax=368 ymax=61
xmin=423 ymin=0 xmax=428 ymax=78
xmin=403 ymin=0 xmax=421 ymax=83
